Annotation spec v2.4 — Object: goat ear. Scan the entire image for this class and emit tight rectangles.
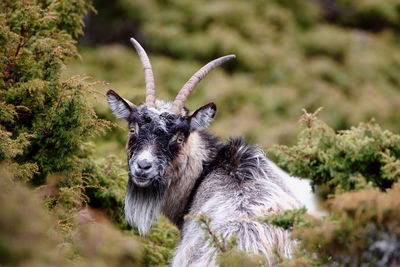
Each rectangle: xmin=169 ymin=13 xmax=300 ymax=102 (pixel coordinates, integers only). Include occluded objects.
xmin=106 ymin=89 xmax=136 ymax=120
xmin=189 ymin=103 xmax=217 ymax=131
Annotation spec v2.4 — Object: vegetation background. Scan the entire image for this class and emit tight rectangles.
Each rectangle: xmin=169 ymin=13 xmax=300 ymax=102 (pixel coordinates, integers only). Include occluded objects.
xmin=1 ymin=0 xmax=399 ymax=266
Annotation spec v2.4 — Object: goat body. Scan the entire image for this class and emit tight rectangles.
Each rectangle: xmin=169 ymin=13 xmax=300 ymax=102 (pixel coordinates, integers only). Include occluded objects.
xmin=124 ymin=125 xmax=303 ymax=266
xmin=168 ymin=134 xmax=301 ymax=266
xmin=107 ymin=38 xmax=313 ymax=267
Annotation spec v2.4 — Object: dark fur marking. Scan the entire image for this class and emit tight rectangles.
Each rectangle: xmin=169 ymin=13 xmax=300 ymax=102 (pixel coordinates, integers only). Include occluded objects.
xmin=203 ymin=137 xmax=262 ymax=184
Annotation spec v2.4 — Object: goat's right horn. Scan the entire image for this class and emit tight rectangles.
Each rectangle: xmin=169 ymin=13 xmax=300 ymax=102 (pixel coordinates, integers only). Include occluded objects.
xmin=170 ymin=55 xmax=235 ymax=115
xmin=130 ymin=38 xmax=156 ymax=107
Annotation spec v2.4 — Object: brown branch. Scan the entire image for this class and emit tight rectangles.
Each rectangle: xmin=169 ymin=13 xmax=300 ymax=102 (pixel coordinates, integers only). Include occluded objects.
xmin=188 ymin=214 xmax=228 ymax=253
xmin=201 ymin=218 xmax=227 ymax=252
xmin=14 ymin=28 xmax=25 ymax=57
xmin=3 ymin=25 xmax=27 ymax=80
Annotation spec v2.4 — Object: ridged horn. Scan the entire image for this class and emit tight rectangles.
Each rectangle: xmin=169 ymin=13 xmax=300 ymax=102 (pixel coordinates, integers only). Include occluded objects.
xmin=170 ymin=55 xmax=235 ymax=114
xmin=130 ymin=38 xmax=156 ymax=107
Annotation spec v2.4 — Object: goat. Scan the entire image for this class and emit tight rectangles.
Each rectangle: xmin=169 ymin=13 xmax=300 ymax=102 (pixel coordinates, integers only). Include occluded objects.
xmin=106 ymin=38 xmax=315 ymax=266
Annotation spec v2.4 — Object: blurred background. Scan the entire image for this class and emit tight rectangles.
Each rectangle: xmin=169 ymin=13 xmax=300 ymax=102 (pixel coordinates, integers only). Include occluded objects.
xmin=62 ymin=0 xmax=400 ymax=159
xmin=2 ymin=0 xmax=399 ymax=266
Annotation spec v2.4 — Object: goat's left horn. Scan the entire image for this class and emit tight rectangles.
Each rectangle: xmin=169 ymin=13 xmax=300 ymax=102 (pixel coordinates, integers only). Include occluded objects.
xmin=130 ymin=38 xmax=156 ymax=107
xmin=170 ymin=55 xmax=236 ymax=115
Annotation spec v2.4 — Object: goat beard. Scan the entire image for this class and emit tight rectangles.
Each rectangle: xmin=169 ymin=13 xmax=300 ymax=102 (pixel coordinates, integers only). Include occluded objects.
xmin=124 ymin=176 xmax=168 ymax=235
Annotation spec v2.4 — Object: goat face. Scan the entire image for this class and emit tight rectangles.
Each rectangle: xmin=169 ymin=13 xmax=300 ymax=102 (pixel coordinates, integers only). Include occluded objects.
xmin=107 ymin=89 xmax=216 ymax=187
xmin=106 ymin=37 xmax=232 ymax=188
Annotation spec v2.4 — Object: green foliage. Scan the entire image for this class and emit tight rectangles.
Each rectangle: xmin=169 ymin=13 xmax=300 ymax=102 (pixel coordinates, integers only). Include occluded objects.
xmin=82 ymin=155 xmax=128 ymax=226
xmin=2 ymin=0 xmax=400 ymax=266
xmin=189 ymin=214 xmax=238 ymax=253
xmin=40 ymin=154 xmax=127 ymax=229
xmin=271 ymin=111 xmax=400 ymax=266
xmin=328 ymin=0 xmax=400 ymax=31
xmin=217 ymin=250 xmax=266 ymax=267
xmin=72 ymin=220 xmax=143 ymax=267
xmin=0 ymin=163 xmax=144 ymax=267
xmin=0 ymin=0 xmax=110 ymax=184
xmin=285 ymin=182 xmax=400 ymax=266
xmin=0 ymin=164 xmax=61 ymax=266
xmin=45 ymin=0 xmax=96 ymax=38
xmin=188 ymin=214 xmax=267 ymax=267
xmin=71 ymin=0 xmax=400 ymax=152
xmin=140 ymin=217 xmax=179 ymax=266
xmin=0 ymin=1 xmax=150 ymax=266
xmin=261 ymin=207 xmax=308 ymax=230
xmin=271 ymin=109 xmax=400 ymax=197
xmin=66 ymin=1 xmax=400 ymax=265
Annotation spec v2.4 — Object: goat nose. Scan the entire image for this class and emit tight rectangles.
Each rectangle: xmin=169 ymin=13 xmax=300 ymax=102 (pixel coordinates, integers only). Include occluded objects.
xmin=137 ymin=159 xmax=152 ymax=170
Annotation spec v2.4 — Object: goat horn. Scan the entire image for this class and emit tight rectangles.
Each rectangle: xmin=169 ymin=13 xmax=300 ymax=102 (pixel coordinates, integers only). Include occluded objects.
xmin=170 ymin=55 xmax=235 ymax=114
xmin=130 ymin=37 xmax=156 ymax=107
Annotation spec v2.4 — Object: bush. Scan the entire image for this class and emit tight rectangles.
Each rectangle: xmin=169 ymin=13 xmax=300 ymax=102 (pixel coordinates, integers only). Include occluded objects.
xmin=0 ymin=163 xmax=144 ymax=267
xmin=271 ymin=109 xmax=400 ymax=197
xmin=0 ymin=0 xmax=109 ymax=184
xmin=270 ymin=111 xmax=400 ymax=266
xmin=3 ymin=0 xmax=400 ymax=266
xmin=323 ymin=0 xmax=400 ymax=31
xmin=70 ymin=0 xmax=400 ymax=152
xmin=284 ymin=182 xmax=400 ymax=266
xmin=0 ymin=2 xmax=151 ymax=265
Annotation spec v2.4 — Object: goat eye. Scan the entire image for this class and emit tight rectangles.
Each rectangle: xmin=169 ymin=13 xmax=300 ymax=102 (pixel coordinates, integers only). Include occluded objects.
xmin=176 ymin=136 xmax=184 ymax=144
xmin=129 ymin=124 xmax=138 ymax=135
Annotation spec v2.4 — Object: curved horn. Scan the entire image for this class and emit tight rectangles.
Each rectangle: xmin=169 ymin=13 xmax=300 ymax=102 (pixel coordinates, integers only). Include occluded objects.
xmin=130 ymin=38 xmax=156 ymax=107
xmin=170 ymin=55 xmax=235 ymax=114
